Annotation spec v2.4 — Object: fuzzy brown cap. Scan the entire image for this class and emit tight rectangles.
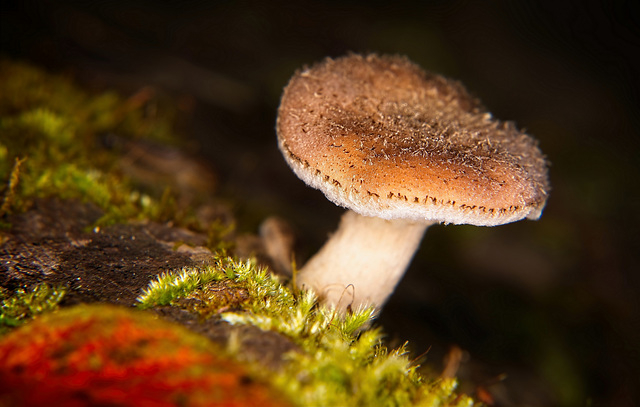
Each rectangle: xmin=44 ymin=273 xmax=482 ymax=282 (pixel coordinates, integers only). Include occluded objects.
xmin=277 ymin=54 xmax=550 ymax=226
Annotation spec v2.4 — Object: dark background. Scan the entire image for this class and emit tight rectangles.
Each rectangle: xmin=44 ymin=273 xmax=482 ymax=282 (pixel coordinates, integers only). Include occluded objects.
xmin=2 ymin=1 xmax=639 ymax=406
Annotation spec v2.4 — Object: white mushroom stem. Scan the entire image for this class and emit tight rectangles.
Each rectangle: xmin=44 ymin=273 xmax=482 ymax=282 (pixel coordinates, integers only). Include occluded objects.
xmin=296 ymin=210 xmax=433 ymax=312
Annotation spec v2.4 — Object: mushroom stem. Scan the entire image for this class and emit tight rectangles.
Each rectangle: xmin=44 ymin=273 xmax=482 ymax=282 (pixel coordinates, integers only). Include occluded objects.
xmin=296 ymin=210 xmax=433 ymax=312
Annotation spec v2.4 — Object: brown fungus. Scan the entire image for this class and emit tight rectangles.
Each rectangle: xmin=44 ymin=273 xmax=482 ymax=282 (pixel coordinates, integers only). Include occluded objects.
xmin=277 ymin=54 xmax=550 ymax=311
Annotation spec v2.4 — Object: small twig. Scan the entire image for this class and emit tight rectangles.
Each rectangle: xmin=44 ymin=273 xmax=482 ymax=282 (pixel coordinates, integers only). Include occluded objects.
xmin=337 ymin=283 xmax=355 ymax=313
xmin=290 ymin=253 xmax=298 ymax=290
xmin=0 ymin=157 xmax=25 ymax=217
xmin=409 ymin=345 xmax=432 ymax=366
xmin=441 ymin=345 xmax=464 ymax=379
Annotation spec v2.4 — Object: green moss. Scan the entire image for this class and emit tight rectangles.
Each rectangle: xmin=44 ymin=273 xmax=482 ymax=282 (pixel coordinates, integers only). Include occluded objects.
xmin=0 ymin=59 xmax=181 ymax=226
xmin=0 ymin=283 xmax=66 ymax=333
xmin=138 ymin=252 xmax=476 ymax=406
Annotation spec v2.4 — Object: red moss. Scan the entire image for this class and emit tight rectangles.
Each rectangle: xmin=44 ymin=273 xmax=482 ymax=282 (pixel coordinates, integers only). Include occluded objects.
xmin=0 ymin=305 xmax=290 ymax=407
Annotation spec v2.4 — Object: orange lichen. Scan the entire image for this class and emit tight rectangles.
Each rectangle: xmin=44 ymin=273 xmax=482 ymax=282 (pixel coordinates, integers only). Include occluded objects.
xmin=0 ymin=305 xmax=289 ymax=407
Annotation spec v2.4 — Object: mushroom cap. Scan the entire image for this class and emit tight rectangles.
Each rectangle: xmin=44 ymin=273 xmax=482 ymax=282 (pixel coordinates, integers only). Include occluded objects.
xmin=276 ymin=54 xmax=550 ymax=226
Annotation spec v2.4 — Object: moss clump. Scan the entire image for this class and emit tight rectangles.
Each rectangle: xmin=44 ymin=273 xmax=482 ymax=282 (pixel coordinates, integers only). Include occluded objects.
xmin=0 ymin=59 xmax=181 ymax=226
xmin=0 ymin=304 xmax=291 ymax=407
xmin=0 ymin=283 xmax=66 ymax=333
xmin=138 ymin=252 xmax=475 ymax=407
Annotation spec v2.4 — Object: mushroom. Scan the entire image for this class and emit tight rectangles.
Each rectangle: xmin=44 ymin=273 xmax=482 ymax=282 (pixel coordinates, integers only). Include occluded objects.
xmin=276 ymin=54 xmax=549 ymax=312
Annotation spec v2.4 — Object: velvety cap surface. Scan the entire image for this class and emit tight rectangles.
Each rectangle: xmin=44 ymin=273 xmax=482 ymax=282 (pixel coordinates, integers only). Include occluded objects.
xmin=277 ymin=54 xmax=550 ymax=226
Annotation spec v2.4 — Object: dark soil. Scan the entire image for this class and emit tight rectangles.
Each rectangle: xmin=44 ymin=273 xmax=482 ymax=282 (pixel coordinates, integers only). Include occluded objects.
xmin=155 ymin=306 xmax=301 ymax=370
xmin=1 ymin=198 xmax=202 ymax=305
xmin=0 ymin=197 xmax=301 ymax=372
